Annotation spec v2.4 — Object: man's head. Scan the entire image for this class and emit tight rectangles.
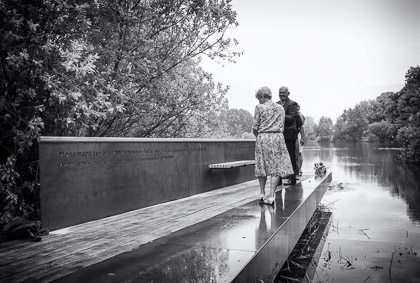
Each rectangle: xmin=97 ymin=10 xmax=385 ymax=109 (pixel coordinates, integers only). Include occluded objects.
xmin=279 ymin=86 xmax=290 ymax=103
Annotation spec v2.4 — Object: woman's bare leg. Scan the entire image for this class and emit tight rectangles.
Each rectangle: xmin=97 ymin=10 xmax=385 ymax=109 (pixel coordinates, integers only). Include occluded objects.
xmin=258 ymin=177 xmax=267 ymax=195
xmin=270 ymin=176 xmax=281 ymax=198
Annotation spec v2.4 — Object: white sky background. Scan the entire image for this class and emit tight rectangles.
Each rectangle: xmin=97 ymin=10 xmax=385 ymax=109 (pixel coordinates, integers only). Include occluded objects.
xmin=200 ymin=0 xmax=420 ymax=122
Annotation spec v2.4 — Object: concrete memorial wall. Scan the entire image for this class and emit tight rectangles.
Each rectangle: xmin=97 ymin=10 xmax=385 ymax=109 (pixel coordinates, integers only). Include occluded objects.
xmin=39 ymin=137 xmax=255 ymax=230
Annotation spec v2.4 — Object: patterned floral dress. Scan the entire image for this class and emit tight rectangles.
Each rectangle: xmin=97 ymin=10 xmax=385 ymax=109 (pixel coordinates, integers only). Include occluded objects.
xmin=253 ymin=100 xmax=293 ymax=178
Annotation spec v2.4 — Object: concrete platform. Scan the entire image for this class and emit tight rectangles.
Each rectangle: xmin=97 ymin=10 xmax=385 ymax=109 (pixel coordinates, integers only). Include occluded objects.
xmin=0 ymin=173 xmax=331 ymax=283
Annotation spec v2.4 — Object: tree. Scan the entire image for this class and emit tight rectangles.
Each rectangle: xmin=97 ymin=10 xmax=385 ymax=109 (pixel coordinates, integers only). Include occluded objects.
xmin=0 ymin=0 xmax=90 ymax=224
xmin=364 ymin=92 xmax=397 ymax=142
xmin=76 ymin=0 xmax=242 ymax=137
xmin=331 ymin=66 xmax=420 ymax=166
xmin=391 ymin=66 xmax=420 ymax=164
xmin=316 ymin=116 xmax=333 ymax=141
xmin=116 ymin=61 xmax=230 ymax=138
xmin=220 ymin=108 xmax=253 ymax=138
xmin=367 ymin=92 xmax=394 ymax=123
xmin=333 ymin=103 xmax=369 ymax=141
xmin=368 ymin=121 xmax=392 ymax=142
xmin=346 ymin=104 xmax=369 ymax=140
xmin=0 ymin=0 xmax=241 ymax=226
xmin=333 ymin=116 xmax=351 ymax=141
xmin=302 ymin=116 xmax=316 ymax=142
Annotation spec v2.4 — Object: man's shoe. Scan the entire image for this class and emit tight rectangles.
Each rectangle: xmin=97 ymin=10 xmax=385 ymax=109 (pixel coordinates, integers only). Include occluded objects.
xmin=284 ymin=175 xmax=296 ymax=185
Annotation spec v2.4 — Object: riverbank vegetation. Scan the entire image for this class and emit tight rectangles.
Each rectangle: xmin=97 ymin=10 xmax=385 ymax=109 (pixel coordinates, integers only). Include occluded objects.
xmin=1 ymin=0 xmax=242 ymax=230
xmin=275 ymin=205 xmax=332 ymax=283
xmin=327 ymin=66 xmax=420 ymax=166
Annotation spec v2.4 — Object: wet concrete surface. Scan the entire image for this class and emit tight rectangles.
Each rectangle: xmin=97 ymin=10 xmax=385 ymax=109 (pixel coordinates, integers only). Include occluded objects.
xmin=55 ymin=240 xmax=253 ymax=283
xmin=51 ymin=174 xmax=331 ymax=283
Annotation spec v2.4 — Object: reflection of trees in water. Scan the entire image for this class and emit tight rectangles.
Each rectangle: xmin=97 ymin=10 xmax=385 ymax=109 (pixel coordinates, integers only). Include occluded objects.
xmin=331 ymin=143 xmax=420 ymax=224
xmin=305 ymin=143 xmax=420 ymax=223
xmin=389 ymin=164 xmax=420 ymax=224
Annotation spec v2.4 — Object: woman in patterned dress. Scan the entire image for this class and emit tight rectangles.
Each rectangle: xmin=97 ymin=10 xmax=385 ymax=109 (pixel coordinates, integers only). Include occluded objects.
xmin=253 ymin=86 xmax=294 ymax=205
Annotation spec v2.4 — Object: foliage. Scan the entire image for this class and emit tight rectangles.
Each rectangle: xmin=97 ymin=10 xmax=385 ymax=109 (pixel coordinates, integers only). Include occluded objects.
xmin=1 ymin=0 xmax=241 ymax=228
xmin=118 ymin=61 xmax=231 ymax=138
xmin=302 ymin=116 xmax=317 ymax=142
xmin=368 ymin=120 xmax=393 ymax=142
xmin=78 ymin=0 xmax=242 ymax=137
xmin=333 ymin=116 xmax=351 ymax=141
xmin=333 ymin=93 xmax=399 ymax=142
xmin=275 ymin=206 xmax=331 ymax=283
xmin=219 ymin=108 xmax=253 ymax=138
xmin=391 ymin=66 xmax=420 ymax=165
xmin=314 ymin=162 xmax=327 ymax=178
xmin=367 ymin=92 xmax=394 ymax=123
xmin=333 ymin=101 xmax=372 ymax=141
xmin=332 ymin=66 xmax=420 ymax=166
xmin=1 ymin=0 xmax=52 ymax=225
xmin=346 ymin=104 xmax=368 ymax=140
xmin=315 ymin=116 xmax=333 ymax=141
xmin=241 ymin=132 xmax=255 ymax=139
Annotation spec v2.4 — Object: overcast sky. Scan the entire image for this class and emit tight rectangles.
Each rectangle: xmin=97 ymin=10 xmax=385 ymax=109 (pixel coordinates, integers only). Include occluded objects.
xmin=200 ymin=0 xmax=420 ymax=122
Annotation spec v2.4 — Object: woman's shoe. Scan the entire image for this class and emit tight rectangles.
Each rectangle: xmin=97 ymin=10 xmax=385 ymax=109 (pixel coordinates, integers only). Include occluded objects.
xmin=259 ymin=193 xmax=265 ymax=201
xmin=263 ymin=195 xmax=275 ymax=205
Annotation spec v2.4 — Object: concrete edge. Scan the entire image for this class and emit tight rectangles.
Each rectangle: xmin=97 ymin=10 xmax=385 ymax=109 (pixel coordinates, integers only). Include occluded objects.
xmin=39 ymin=136 xmax=256 ymax=143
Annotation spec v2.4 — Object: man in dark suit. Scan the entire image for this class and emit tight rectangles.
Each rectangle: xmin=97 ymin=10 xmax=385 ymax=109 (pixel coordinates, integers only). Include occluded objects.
xmin=277 ymin=86 xmax=300 ymax=184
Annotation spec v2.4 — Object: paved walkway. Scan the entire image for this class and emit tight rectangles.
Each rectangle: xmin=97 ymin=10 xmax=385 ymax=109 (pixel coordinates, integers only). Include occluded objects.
xmin=0 ymin=174 xmax=327 ymax=283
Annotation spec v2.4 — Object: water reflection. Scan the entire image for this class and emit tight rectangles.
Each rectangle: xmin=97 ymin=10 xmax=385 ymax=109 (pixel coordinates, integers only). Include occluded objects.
xmin=390 ymin=164 xmax=420 ymax=224
xmin=257 ymin=203 xmax=276 ymax=234
xmin=303 ymin=142 xmax=420 ymax=224
xmin=302 ymin=142 xmax=420 ymax=282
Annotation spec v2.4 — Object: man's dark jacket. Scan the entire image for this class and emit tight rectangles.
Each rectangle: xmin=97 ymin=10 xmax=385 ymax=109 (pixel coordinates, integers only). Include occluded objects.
xmin=277 ymin=99 xmax=300 ymax=141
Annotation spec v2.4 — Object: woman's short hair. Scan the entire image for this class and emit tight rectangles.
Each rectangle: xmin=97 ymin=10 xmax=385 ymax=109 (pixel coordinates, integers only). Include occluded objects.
xmin=255 ymin=86 xmax=272 ymax=99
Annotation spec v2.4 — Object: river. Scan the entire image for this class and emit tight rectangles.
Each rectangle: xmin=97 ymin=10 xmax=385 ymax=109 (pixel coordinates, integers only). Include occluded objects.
xmin=301 ymin=142 xmax=420 ymax=283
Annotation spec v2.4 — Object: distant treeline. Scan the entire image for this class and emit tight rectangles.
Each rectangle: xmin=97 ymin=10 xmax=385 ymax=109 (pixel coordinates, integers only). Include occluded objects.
xmin=223 ymin=66 xmax=420 ymax=167
xmin=315 ymin=66 xmax=420 ymax=166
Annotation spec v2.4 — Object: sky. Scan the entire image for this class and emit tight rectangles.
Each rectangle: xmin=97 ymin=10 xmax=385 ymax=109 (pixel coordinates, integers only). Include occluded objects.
xmin=200 ymin=0 xmax=420 ymax=122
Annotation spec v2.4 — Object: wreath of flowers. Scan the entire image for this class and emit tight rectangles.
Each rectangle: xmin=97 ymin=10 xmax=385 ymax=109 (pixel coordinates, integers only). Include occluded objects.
xmin=314 ymin=162 xmax=327 ymax=177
